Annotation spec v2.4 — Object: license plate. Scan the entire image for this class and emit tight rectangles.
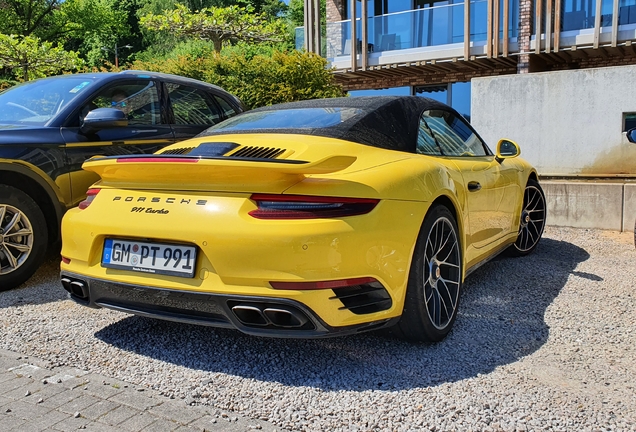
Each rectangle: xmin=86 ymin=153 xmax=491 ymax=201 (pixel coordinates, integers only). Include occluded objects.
xmin=102 ymin=239 xmax=197 ymax=278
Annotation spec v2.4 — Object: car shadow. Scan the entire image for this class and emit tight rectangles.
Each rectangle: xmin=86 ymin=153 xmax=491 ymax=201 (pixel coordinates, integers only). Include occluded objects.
xmin=95 ymin=238 xmax=592 ymax=391
xmin=0 ymin=253 xmax=68 ymax=308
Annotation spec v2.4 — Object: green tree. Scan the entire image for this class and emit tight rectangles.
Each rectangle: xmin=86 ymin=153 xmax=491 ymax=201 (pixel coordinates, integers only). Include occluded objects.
xmin=59 ymin=0 xmax=130 ymax=66
xmin=0 ymin=34 xmax=83 ymax=81
xmin=0 ymin=0 xmax=61 ymax=38
xmin=287 ymin=0 xmax=304 ymax=27
xmin=140 ymin=4 xmax=285 ymax=52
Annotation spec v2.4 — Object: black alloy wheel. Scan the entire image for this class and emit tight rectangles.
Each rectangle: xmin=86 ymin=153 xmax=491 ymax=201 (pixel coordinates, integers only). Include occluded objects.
xmin=508 ymin=179 xmax=546 ymax=257
xmin=396 ymin=205 xmax=462 ymax=342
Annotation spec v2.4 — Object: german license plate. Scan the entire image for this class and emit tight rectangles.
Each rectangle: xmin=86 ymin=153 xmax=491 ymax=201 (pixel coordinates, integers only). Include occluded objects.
xmin=102 ymin=239 xmax=197 ymax=278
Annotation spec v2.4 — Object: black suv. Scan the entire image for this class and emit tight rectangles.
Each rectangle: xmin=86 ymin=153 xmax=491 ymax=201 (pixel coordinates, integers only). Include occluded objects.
xmin=0 ymin=71 xmax=244 ymax=290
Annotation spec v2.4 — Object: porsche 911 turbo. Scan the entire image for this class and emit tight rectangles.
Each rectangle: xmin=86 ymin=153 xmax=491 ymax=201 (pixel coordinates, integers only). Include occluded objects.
xmin=60 ymin=97 xmax=546 ymax=342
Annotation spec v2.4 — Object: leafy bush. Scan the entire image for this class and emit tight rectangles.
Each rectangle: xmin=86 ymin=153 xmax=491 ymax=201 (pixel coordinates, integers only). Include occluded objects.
xmin=133 ymin=49 xmax=345 ymax=109
xmin=0 ymin=78 xmax=18 ymax=91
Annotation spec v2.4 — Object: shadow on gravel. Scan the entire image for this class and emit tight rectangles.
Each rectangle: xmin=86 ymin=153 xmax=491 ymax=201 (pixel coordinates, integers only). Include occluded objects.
xmin=0 ymin=253 xmax=67 ymax=308
xmin=95 ymin=238 xmax=592 ymax=391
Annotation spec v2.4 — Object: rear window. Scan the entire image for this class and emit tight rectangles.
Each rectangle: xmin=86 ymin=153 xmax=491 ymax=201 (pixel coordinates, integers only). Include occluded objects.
xmin=203 ymin=107 xmax=367 ymax=133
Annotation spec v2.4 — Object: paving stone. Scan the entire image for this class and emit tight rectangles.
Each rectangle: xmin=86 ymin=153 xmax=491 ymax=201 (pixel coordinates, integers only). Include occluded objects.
xmin=97 ymin=404 xmax=138 ymax=426
xmin=3 ymin=381 xmax=50 ymax=401
xmin=3 ymin=399 xmax=53 ymax=420
xmin=188 ymin=414 xmax=272 ymax=432
xmin=57 ymin=393 xmax=100 ymax=415
xmin=140 ymin=418 xmax=179 ymax=432
xmin=173 ymin=426 xmax=198 ymax=432
xmin=8 ymin=363 xmax=51 ymax=381
xmin=118 ymin=411 xmax=158 ymax=432
xmin=0 ymin=371 xmax=18 ymax=384
xmin=108 ymin=391 xmax=163 ymax=411
xmin=82 ymin=421 xmax=122 ymax=432
xmin=37 ymin=388 xmax=79 ymax=410
xmin=149 ymin=400 xmax=207 ymax=425
xmin=0 ymin=412 xmax=27 ymax=431
xmin=0 ymin=376 xmax=35 ymax=395
xmin=50 ymin=415 xmax=90 ymax=432
xmin=187 ymin=415 xmax=218 ymax=430
xmin=0 ymin=352 xmax=24 ymax=371
xmin=78 ymin=375 xmax=125 ymax=399
xmin=0 ymin=349 xmax=273 ymax=432
xmin=80 ymin=400 xmax=121 ymax=421
xmin=46 ymin=369 xmax=90 ymax=390
xmin=25 ymin=410 xmax=71 ymax=432
xmin=0 ymin=394 xmax=13 ymax=408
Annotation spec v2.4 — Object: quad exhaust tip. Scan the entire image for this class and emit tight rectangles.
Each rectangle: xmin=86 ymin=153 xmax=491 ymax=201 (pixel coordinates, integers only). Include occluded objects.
xmin=60 ymin=277 xmax=89 ymax=300
xmin=231 ymin=304 xmax=310 ymax=329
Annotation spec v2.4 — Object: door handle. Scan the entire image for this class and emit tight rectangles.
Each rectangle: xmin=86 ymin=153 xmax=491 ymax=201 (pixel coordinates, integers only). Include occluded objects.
xmin=467 ymin=181 xmax=482 ymax=192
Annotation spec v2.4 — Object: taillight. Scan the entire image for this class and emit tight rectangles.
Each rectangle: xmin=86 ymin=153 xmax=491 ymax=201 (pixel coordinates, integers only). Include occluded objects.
xmin=249 ymin=194 xmax=379 ymax=219
xmin=270 ymin=277 xmax=378 ymax=290
xmin=78 ymin=188 xmax=100 ymax=210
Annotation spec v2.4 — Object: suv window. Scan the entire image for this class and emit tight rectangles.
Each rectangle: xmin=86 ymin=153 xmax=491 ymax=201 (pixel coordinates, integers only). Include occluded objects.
xmin=423 ymin=109 xmax=487 ymax=157
xmin=167 ymin=84 xmax=222 ymax=125
xmin=78 ymin=81 xmax=161 ymax=126
xmin=214 ymin=95 xmax=238 ymax=118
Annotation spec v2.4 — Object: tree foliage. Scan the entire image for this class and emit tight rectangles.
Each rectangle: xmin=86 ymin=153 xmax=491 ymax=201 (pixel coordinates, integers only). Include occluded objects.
xmin=0 ymin=0 xmax=344 ymax=107
xmin=0 ymin=0 xmax=61 ymax=38
xmin=0 ymin=34 xmax=83 ymax=80
xmin=61 ymin=0 xmax=130 ymax=65
xmin=140 ymin=4 xmax=285 ymax=52
xmin=132 ymin=49 xmax=345 ymax=109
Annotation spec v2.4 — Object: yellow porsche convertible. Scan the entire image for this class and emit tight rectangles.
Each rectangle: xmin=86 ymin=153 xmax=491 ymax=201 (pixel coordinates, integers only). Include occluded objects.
xmin=60 ymin=97 xmax=545 ymax=342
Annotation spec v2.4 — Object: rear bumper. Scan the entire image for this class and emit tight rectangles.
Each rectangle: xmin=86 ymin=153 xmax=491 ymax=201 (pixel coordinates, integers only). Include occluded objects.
xmin=60 ymin=272 xmax=398 ymax=338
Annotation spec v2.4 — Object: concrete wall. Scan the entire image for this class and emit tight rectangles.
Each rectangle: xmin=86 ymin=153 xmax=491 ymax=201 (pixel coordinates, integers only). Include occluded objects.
xmin=542 ymin=181 xmax=628 ymax=231
xmin=471 ymin=64 xmax=636 ymax=177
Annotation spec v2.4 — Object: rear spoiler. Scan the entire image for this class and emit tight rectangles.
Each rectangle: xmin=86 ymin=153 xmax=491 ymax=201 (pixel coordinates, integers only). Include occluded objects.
xmin=82 ymin=154 xmax=357 ymax=188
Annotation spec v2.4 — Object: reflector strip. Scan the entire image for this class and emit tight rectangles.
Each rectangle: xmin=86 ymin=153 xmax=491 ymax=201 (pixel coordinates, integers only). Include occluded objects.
xmin=78 ymin=188 xmax=101 ymax=210
xmin=270 ymin=277 xmax=377 ymax=290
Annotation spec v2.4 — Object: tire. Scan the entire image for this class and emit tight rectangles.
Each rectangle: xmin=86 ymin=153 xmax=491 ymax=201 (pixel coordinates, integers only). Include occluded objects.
xmin=507 ymin=179 xmax=546 ymax=257
xmin=395 ymin=205 xmax=463 ymax=342
xmin=0 ymin=185 xmax=48 ymax=291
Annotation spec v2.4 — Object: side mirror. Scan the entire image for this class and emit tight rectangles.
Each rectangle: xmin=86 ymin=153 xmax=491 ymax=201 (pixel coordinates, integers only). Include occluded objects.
xmin=496 ymin=139 xmax=520 ymax=161
xmin=627 ymin=128 xmax=636 ymax=143
xmin=80 ymin=108 xmax=128 ymax=135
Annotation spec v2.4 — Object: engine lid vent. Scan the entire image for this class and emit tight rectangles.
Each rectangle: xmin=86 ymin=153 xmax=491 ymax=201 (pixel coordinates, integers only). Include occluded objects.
xmin=160 ymin=147 xmax=195 ymax=155
xmin=228 ymin=146 xmax=286 ymax=160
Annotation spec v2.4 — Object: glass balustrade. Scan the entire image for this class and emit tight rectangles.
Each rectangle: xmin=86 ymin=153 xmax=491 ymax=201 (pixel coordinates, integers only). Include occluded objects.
xmin=297 ymin=0 xmax=519 ymax=58
xmin=549 ymin=0 xmax=636 ymax=32
xmin=294 ymin=0 xmax=636 ymax=60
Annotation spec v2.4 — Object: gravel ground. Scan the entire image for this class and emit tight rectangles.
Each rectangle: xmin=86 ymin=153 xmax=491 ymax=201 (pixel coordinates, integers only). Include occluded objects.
xmin=1 ymin=226 xmax=635 ymax=431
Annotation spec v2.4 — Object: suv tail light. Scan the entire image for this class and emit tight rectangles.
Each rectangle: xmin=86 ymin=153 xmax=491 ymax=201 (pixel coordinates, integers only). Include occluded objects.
xmin=78 ymin=188 xmax=101 ymax=210
xmin=248 ymin=194 xmax=379 ymax=219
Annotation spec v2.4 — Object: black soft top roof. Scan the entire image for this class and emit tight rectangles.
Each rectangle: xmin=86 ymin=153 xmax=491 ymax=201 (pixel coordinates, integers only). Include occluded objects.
xmin=201 ymin=96 xmax=454 ymax=152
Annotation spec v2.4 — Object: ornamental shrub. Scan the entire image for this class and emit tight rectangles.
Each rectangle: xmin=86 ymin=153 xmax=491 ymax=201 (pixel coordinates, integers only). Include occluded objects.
xmin=132 ymin=49 xmax=344 ymax=109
